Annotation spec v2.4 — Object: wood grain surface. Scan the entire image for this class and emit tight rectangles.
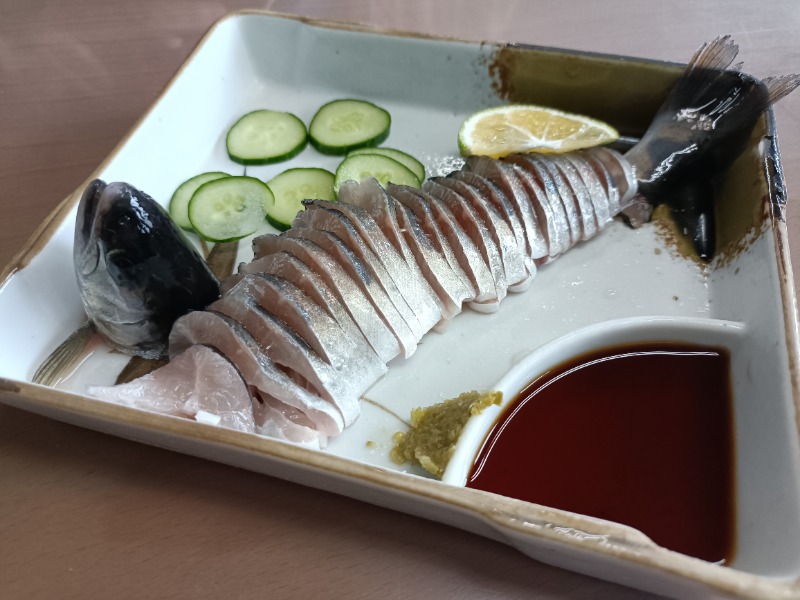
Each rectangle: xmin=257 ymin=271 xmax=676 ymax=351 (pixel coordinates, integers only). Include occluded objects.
xmin=2 ymin=1 xmax=799 ymax=598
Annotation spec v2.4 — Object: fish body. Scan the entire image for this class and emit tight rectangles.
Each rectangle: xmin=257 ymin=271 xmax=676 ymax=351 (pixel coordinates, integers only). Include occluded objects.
xmin=84 ymin=37 xmax=797 ymax=444
xmin=74 ymin=180 xmax=219 ymax=358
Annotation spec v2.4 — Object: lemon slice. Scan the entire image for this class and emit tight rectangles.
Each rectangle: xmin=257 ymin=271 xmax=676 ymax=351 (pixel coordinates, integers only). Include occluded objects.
xmin=457 ymin=104 xmax=619 ymax=158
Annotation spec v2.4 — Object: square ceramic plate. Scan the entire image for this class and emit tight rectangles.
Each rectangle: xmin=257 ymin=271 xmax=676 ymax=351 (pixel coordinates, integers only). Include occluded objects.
xmin=2 ymin=11 xmax=800 ymax=599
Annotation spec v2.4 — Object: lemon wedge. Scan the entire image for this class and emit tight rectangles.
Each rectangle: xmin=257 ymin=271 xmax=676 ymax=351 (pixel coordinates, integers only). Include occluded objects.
xmin=457 ymin=104 xmax=619 ymax=158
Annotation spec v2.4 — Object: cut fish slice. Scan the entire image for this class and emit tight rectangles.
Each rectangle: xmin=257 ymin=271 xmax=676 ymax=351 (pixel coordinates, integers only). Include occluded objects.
xmin=447 ymin=170 xmax=536 ymax=282
xmin=88 ymin=344 xmax=256 ymax=433
xmin=239 ymin=250 xmax=398 ymax=364
xmin=169 ymin=310 xmax=345 ymax=436
xmin=337 ymin=179 xmax=463 ymax=322
xmin=430 ymin=176 xmax=530 ymax=292
xmin=528 ymin=154 xmax=582 ymax=247
xmin=280 ymin=229 xmax=418 ymax=358
xmin=503 ymin=156 xmax=566 ymax=260
xmin=295 ymin=204 xmax=428 ymax=341
xmin=389 ymin=185 xmax=498 ymax=312
xmin=210 ymin=285 xmax=368 ymax=426
xmin=562 ymin=152 xmax=612 ymax=230
xmin=302 ymin=200 xmax=443 ymax=336
xmin=423 ymin=178 xmax=508 ymax=303
xmin=464 ymin=156 xmax=548 ymax=263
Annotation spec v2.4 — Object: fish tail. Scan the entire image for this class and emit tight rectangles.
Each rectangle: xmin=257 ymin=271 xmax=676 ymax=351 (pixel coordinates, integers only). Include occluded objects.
xmin=623 ymin=36 xmax=799 ymax=259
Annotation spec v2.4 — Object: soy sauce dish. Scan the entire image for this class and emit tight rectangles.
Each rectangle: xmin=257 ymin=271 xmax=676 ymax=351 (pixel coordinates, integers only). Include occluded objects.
xmin=441 ymin=316 xmax=800 ymax=573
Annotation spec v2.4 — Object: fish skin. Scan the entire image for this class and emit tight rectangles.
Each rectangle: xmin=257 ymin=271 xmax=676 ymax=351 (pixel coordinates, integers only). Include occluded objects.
xmin=422 ymin=179 xmax=508 ymax=303
xmin=562 ymin=152 xmax=612 ymax=231
xmin=429 ymin=176 xmax=530 ymax=292
xmin=464 ymin=157 xmax=549 ymax=264
xmin=503 ymin=157 xmax=565 ymax=260
xmin=276 ymin=229 xmax=417 ymax=358
xmin=74 ymin=179 xmax=219 ymax=358
xmin=302 ymin=200 xmax=443 ymax=336
xmin=389 ymin=185 xmax=498 ymax=312
xmin=210 ymin=283 xmax=369 ymax=426
xmin=392 ymin=196 xmax=472 ymax=321
xmin=169 ymin=310 xmax=345 ymax=437
xmin=294 ymin=204 xmax=431 ymax=342
xmin=549 ymin=155 xmax=597 ymax=241
xmin=340 ymin=178 xmax=468 ymax=322
xmin=238 ymin=251 xmax=394 ymax=365
xmin=447 ymin=170 xmax=536 ymax=284
xmin=527 ymin=155 xmax=582 ymax=247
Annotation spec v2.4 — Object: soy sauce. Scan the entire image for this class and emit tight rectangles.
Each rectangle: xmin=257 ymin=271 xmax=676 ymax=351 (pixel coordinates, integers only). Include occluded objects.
xmin=467 ymin=342 xmax=735 ymax=564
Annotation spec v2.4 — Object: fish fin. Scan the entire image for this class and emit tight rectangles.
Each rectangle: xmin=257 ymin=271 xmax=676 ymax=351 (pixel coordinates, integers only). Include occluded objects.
xmin=763 ymin=74 xmax=800 ymax=103
xmin=624 ymin=36 xmax=799 ymax=260
xmin=32 ymin=321 xmax=98 ymax=386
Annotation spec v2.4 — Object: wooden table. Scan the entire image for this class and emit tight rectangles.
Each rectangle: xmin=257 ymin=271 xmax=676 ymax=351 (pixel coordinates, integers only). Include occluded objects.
xmin=2 ymin=2 xmax=798 ymax=598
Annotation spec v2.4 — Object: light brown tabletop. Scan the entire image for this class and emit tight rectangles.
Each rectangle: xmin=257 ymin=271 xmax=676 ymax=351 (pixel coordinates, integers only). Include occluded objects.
xmin=2 ymin=1 xmax=799 ymax=598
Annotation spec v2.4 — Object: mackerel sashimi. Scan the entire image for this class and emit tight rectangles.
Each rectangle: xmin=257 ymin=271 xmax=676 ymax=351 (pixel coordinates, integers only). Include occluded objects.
xmin=85 ymin=36 xmax=798 ymax=447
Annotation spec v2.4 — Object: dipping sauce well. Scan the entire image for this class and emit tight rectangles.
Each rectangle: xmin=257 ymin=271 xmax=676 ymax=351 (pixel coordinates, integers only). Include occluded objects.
xmin=467 ymin=342 xmax=735 ymax=564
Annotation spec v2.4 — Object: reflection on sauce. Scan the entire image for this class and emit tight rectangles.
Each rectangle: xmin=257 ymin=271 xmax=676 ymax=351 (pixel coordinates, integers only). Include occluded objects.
xmin=467 ymin=342 xmax=735 ymax=564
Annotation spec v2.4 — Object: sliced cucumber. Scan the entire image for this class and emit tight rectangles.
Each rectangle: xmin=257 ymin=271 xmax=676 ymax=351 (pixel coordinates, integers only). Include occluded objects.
xmin=309 ymin=99 xmax=391 ymax=155
xmin=169 ymin=171 xmax=231 ymax=231
xmin=226 ymin=110 xmax=307 ymax=165
xmin=188 ymin=176 xmax=270 ymax=242
xmin=334 ymin=154 xmax=420 ymax=194
xmin=346 ymin=147 xmax=425 ymax=182
xmin=265 ymin=168 xmax=335 ymax=231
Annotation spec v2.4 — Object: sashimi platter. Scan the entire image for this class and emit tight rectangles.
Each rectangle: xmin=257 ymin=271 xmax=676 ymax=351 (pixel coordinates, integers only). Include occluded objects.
xmin=2 ymin=11 xmax=800 ymax=599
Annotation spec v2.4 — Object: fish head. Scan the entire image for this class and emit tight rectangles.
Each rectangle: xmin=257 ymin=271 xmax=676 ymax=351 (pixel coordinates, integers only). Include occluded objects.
xmin=74 ymin=179 xmax=219 ymax=358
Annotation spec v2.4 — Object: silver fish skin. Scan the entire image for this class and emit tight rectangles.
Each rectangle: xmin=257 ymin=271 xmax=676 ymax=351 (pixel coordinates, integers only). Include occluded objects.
xmin=464 ymin=157 xmax=549 ymax=264
xmin=429 ymin=176 xmax=530 ymax=292
xmin=446 ymin=170 xmax=536 ymax=286
xmin=294 ymin=204 xmax=431 ymax=342
xmin=247 ymin=236 xmax=403 ymax=362
xmin=504 ymin=155 xmax=570 ymax=259
xmin=389 ymin=185 xmax=499 ymax=312
xmin=210 ymin=282 xmax=368 ymax=427
xmin=238 ymin=251 xmax=392 ymax=365
xmin=422 ymin=178 xmax=508 ymax=303
xmin=74 ymin=179 xmax=219 ymax=358
xmin=301 ymin=199 xmax=444 ymax=336
xmin=169 ymin=310 xmax=345 ymax=437
xmin=339 ymin=178 xmax=469 ymax=323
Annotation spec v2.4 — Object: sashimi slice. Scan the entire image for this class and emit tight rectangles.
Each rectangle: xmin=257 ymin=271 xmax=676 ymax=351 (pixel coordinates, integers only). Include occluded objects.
xmin=423 ymin=178 xmax=508 ymax=302
xmin=464 ymin=156 xmax=548 ymax=263
xmin=303 ymin=200 xmax=443 ymax=336
xmin=341 ymin=178 xmax=469 ymax=321
xmin=211 ymin=290 xmax=364 ymax=426
xmin=389 ymin=185 xmax=499 ymax=312
xmin=238 ymin=251 xmax=398 ymax=364
xmin=294 ymin=205 xmax=428 ymax=343
xmin=430 ymin=176 xmax=530 ymax=292
xmin=169 ymin=310 xmax=345 ymax=436
xmin=87 ymin=344 xmax=256 ymax=433
xmin=281 ymin=228 xmax=418 ymax=358
xmin=447 ymin=170 xmax=536 ymax=283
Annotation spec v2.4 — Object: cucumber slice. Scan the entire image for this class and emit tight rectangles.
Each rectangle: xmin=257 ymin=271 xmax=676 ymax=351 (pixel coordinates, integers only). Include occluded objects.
xmin=188 ymin=176 xmax=270 ymax=242
xmin=309 ymin=99 xmax=391 ymax=155
xmin=347 ymin=147 xmax=425 ymax=181
xmin=226 ymin=110 xmax=307 ymax=165
xmin=169 ymin=171 xmax=231 ymax=231
xmin=265 ymin=168 xmax=335 ymax=231
xmin=334 ymin=154 xmax=420 ymax=194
